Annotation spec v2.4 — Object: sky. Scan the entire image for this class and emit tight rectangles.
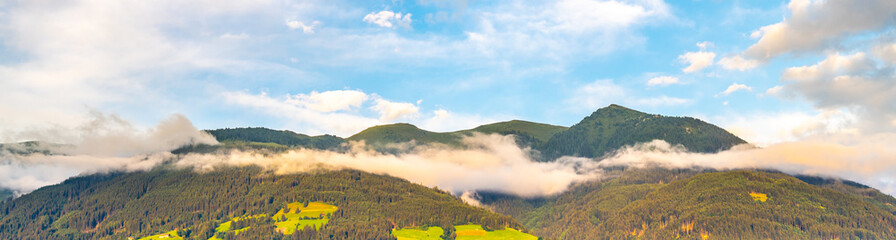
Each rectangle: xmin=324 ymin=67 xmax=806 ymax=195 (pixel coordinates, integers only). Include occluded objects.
xmin=1 ymin=0 xmax=895 ymax=147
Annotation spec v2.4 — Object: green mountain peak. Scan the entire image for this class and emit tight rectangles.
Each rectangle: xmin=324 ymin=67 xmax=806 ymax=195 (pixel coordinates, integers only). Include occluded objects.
xmin=539 ymin=104 xmax=746 ymax=160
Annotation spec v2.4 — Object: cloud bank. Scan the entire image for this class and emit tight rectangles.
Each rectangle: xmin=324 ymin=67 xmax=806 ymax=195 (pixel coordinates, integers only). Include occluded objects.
xmin=599 ymin=137 xmax=896 ymax=196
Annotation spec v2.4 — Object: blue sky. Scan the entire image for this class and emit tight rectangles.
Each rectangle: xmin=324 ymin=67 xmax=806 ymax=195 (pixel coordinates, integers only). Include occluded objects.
xmin=1 ymin=0 xmax=895 ymax=146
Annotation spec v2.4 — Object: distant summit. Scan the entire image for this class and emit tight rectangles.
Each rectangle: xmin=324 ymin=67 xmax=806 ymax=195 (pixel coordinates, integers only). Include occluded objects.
xmin=538 ymin=104 xmax=746 ymax=160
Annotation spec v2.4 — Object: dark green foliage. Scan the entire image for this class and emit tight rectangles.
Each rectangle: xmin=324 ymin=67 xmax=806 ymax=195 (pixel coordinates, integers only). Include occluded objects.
xmin=0 ymin=167 xmax=521 ymax=240
xmin=539 ymin=104 xmax=747 ymax=160
xmin=207 ymin=127 xmax=344 ymax=150
xmin=484 ymin=168 xmax=896 ymax=239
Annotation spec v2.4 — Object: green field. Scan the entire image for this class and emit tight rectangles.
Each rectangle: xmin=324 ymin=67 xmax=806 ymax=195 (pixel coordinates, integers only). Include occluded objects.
xmin=454 ymin=225 xmax=537 ymax=240
xmin=272 ymin=202 xmax=339 ymax=234
xmin=392 ymin=225 xmax=537 ymax=240
xmin=207 ymin=214 xmax=266 ymax=240
xmin=137 ymin=230 xmax=181 ymax=240
xmin=392 ymin=227 xmax=444 ymax=240
xmin=140 ymin=202 xmax=338 ymax=239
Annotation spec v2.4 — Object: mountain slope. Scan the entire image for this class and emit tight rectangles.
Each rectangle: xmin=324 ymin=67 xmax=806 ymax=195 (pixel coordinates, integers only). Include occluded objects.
xmin=482 ymin=169 xmax=896 ymax=239
xmin=540 ymin=104 xmax=746 ymax=159
xmin=0 ymin=167 xmax=523 ymax=239
xmin=347 ymin=123 xmax=459 ymax=146
xmin=457 ymin=120 xmax=568 ymax=148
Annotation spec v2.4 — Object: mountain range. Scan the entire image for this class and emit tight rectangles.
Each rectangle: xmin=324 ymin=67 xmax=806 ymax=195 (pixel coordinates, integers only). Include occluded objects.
xmin=1 ymin=104 xmax=894 ymax=239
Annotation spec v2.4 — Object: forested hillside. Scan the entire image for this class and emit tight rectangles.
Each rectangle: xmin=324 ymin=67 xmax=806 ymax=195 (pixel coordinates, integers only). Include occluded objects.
xmin=482 ymin=168 xmax=896 ymax=239
xmin=539 ymin=104 xmax=747 ymax=160
xmin=0 ymin=167 xmax=522 ymax=240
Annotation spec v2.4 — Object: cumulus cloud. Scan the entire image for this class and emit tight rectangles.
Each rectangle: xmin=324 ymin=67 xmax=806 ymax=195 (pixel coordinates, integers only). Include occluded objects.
xmin=765 ymin=85 xmax=784 ymax=96
xmin=715 ymin=109 xmax=857 ymax=147
xmin=286 ymin=20 xmax=320 ymax=33
xmin=720 ymin=83 xmax=753 ymax=96
xmin=646 ymin=76 xmax=680 ymax=86
xmin=874 ymin=42 xmax=896 ymax=64
xmin=744 ymin=0 xmax=896 ymax=60
xmin=718 ymin=55 xmax=760 ymax=71
xmin=371 ymin=98 xmax=420 ymax=121
xmin=363 ymin=10 xmax=412 ymax=28
xmin=778 ymin=52 xmax=896 ymax=131
xmin=678 ymin=51 xmax=716 ymax=73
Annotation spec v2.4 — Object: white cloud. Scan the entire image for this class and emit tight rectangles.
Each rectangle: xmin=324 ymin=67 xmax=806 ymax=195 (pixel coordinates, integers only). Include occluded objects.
xmin=744 ymin=0 xmax=896 ymax=60
xmin=363 ymin=10 xmax=412 ymax=28
xmin=715 ymin=109 xmax=858 ymax=146
xmin=0 ymin=0 xmax=307 ymax=138
xmin=646 ymin=76 xmax=680 ymax=86
xmin=286 ymin=90 xmax=369 ymax=112
xmin=222 ymin=90 xmax=497 ymax=136
xmin=222 ymin=91 xmax=381 ymax=137
xmin=778 ymin=52 xmax=896 ymax=131
xmin=286 ymin=20 xmax=320 ymax=33
xmin=765 ymin=85 xmax=784 ymax=96
xmin=548 ymin=0 xmax=669 ymax=33
xmin=720 ymin=83 xmax=753 ymax=96
xmin=696 ymin=41 xmax=713 ymax=50
xmin=678 ymin=50 xmax=716 ymax=73
xmin=371 ymin=98 xmax=420 ymax=121
xmin=874 ymin=42 xmax=896 ymax=64
xmin=718 ymin=55 xmax=760 ymax=71
xmin=598 ymin=135 xmax=896 ymax=197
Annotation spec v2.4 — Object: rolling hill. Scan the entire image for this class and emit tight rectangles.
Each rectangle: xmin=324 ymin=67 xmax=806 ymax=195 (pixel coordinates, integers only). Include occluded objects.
xmin=347 ymin=123 xmax=459 ymax=146
xmin=539 ymin=104 xmax=747 ymax=160
xmin=456 ymin=120 xmax=568 ymax=148
xmin=0 ymin=167 xmax=525 ymax=239
xmin=481 ymin=168 xmax=896 ymax=239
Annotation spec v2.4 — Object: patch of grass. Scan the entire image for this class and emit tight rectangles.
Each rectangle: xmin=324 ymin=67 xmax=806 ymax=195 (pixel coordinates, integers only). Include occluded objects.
xmin=272 ymin=202 xmax=338 ymax=234
xmin=138 ymin=230 xmax=181 ymax=240
xmin=208 ymin=214 xmax=267 ymax=240
xmin=749 ymin=192 xmax=768 ymax=202
xmin=391 ymin=226 xmax=444 ymax=240
xmin=395 ymin=225 xmax=536 ymax=240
